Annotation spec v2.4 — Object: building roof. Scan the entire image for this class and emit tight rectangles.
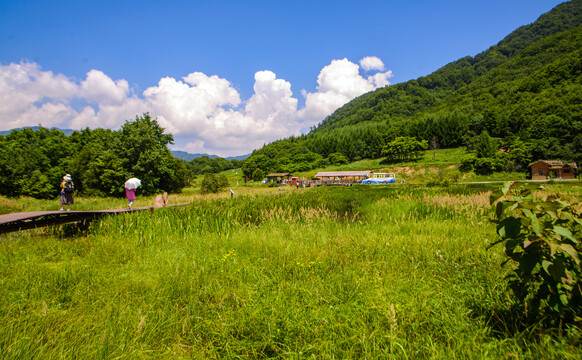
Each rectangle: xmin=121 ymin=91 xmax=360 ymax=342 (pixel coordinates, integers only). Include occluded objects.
xmin=266 ymin=173 xmax=292 ymax=177
xmin=529 ymin=160 xmax=577 ymax=169
xmin=315 ymin=171 xmax=372 ymax=178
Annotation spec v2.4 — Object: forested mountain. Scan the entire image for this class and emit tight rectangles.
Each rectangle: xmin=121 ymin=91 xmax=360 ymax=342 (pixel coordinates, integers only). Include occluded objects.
xmin=313 ymin=0 xmax=581 ymax=133
xmin=242 ymin=0 xmax=582 ymax=180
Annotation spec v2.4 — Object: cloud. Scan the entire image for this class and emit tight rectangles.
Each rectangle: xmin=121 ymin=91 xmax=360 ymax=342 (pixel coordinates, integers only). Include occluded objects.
xmin=0 ymin=62 xmax=78 ymax=128
xmin=0 ymin=57 xmax=392 ymax=156
xmin=359 ymin=56 xmax=386 ymax=71
xmin=368 ymin=71 xmax=393 ymax=87
xmin=244 ymin=70 xmax=298 ymax=134
xmin=142 ymin=73 xmax=241 ymax=136
xmin=299 ymin=58 xmax=393 ymax=127
xmin=164 ymin=70 xmax=299 ymax=156
xmin=80 ymin=70 xmax=129 ymax=105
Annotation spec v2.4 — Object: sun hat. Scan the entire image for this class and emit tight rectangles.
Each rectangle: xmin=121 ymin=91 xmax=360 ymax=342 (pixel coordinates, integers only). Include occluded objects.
xmin=63 ymin=174 xmax=72 ymax=181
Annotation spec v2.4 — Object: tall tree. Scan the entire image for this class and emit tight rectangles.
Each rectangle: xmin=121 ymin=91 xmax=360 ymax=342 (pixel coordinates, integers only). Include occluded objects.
xmin=475 ymin=130 xmax=497 ymax=159
xmin=118 ymin=113 xmax=183 ymax=196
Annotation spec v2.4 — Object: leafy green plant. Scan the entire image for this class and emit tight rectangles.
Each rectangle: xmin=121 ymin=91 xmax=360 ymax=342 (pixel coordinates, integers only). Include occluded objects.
xmin=490 ymin=182 xmax=582 ymax=325
xmin=200 ymin=173 xmax=229 ymax=194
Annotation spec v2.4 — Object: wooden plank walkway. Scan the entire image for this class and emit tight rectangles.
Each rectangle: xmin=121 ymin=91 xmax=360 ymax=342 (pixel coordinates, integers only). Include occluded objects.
xmin=0 ymin=203 xmax=190 ymax=234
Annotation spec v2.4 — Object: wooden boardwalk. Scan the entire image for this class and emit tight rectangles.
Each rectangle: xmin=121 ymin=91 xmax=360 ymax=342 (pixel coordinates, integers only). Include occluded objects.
xmin=0 ymin=203 xmax=189 ymax=234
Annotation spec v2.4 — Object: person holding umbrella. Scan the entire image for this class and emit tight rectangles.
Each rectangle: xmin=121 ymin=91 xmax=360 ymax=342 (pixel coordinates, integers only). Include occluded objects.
xmin=124 ymin=177 xmax=141 ymax=209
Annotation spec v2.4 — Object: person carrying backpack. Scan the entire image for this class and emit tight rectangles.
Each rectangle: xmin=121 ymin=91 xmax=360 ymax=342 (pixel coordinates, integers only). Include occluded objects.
xmin=60 ymin=174 xmax=75 ymax=211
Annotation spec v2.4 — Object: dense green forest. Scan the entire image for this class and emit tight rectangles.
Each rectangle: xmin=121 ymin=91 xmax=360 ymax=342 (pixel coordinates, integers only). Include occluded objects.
xmin=242 ymin=0 xmax=582 ymax=179
xmin=0 ymin=114 xmax=192 ymax=199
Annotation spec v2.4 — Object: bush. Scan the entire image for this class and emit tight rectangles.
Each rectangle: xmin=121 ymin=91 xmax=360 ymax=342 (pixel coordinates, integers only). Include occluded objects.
xmin=459 ymin=156 xmax=475 ymax=172
xmin=251 ymin=169 xmax=265 ymax=182
xmin=490 ymin=182 xmax=582 ymax=326
xmin=474 ymin=157 xmax=500 ymax=175
xmin=200 ymin=174 xmax=229 ymax=194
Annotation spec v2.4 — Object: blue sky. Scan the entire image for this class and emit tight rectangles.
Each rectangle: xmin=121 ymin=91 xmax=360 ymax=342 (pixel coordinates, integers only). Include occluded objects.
xmin=0 ymin=0 xmax=565 ymax=156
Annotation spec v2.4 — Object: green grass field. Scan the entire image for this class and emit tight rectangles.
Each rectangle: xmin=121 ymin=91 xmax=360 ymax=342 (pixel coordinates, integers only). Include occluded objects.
xmin=292 ymin=148 xmax=531 ymax=185
xmin=1 ymin=182 xmax=581 ymax=359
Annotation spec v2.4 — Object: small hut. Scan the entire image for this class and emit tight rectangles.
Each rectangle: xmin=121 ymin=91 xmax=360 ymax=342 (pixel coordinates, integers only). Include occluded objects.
xmin=529 ymin=160 xmax=577 ymax=180
xmin=266 ymin=173 xmax=293 ymax=184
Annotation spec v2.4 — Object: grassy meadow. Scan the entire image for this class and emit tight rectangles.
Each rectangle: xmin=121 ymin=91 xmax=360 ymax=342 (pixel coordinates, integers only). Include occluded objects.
xmin=298 ymin=148 xmax=528 ymax=185
xmin=1 ymin=182 xmax=581 ymax=358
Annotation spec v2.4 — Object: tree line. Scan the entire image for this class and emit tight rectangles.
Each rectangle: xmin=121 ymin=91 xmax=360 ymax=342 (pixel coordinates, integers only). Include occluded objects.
xmin=186 ymin=155 xmax=243 ymax=176
xmin=0 ymin=114 xmax=192 ymax=199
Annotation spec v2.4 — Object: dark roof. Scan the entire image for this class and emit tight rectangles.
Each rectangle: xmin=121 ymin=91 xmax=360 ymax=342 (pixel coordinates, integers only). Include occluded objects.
xmin=266 ymin=173 xmax=292 ymax=177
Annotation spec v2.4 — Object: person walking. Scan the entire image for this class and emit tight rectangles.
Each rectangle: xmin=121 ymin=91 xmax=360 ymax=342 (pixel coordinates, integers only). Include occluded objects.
xmin=124 ymin=177 xmax=141 ymax=209
xmin=126 ymin=187 xmax=136 ymax=209
xmin=60 ymin=174 xmax=74 ymax=211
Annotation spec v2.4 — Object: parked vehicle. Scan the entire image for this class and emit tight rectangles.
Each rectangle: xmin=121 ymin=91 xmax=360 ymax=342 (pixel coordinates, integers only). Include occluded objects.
xmin=362 ymin=173 xmax=396 ymax=184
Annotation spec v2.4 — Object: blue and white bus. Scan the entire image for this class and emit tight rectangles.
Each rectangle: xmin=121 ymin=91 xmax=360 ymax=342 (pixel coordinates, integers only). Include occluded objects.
xmin=362 ymin=173 xmax=396 ymax=184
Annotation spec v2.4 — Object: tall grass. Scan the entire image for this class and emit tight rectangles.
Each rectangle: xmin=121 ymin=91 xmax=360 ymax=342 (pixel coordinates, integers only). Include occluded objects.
xmin=0 ymin=184 xmax=580 ymax=358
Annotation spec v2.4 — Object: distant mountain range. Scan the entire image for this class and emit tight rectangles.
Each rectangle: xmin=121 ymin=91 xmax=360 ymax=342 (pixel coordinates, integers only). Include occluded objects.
xmin=171 ymin=150 xmax=249 ymax=161
xmin=0 ymin=126 xmax=75 ymax=136
xmin=0 ymin=126 xmax=249 ymax=161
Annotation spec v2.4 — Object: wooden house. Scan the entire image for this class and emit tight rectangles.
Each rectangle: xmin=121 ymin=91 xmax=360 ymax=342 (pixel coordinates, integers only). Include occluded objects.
xmin=529 ymin=160 xmax=577 ymax=180
xmin=266 ymin=173 xmax=293 ymax=184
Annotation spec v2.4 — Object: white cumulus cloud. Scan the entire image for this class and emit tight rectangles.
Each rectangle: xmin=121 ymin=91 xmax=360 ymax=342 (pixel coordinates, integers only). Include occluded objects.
xmin=299 ymin=58 xmax=392 ymax=127
xmin=368 ymin=71 xmax=393 ymax=87
xmin=359 ymin=56 xmax=386 ymax=71
xmin=0 ymin=62 xmax=78 ymax=129
xmin=0 ymin=57 xmax=392 ymax=156
xmin=171 ymin=70 xmax=299 ymax=156
xmin=80 ymin=70 xmax=129 ymax=105
xmin=142 ymin=73 xmax=241 ymax=137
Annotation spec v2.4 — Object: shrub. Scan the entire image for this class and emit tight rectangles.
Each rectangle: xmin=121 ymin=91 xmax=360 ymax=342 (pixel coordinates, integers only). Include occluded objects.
xmin=459 ymin=156 xmax=475 ymax=172
xmin=251 ymin=168 xmax=265 ymax=182
xmin=474 ymin=157 xmax=499 ymax=175
xmin=490 ymin=182 xmax=582 ymax=325
xmin=200 ymin=173 xmax=229 ymax=194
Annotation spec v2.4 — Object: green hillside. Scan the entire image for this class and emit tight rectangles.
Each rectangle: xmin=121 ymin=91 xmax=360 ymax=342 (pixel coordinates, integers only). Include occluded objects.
xmin=313 ymin=0 xmax=582 ymax=133
xmin=242 ymin=0 xmax=582 ymax=180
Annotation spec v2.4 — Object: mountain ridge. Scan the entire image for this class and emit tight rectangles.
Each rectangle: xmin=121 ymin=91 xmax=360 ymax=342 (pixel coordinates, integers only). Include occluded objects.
xmin=171 ymin=150 xmax=249 ymax=161
xmin=313 ymin=0 xmax=582 ymax=133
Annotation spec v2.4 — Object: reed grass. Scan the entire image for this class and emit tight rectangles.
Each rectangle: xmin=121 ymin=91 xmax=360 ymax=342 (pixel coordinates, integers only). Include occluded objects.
xmin=0 ymin=184 xmax=580 ymax=358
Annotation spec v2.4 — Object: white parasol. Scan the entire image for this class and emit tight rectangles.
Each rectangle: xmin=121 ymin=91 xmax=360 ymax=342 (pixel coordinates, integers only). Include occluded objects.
xmin=124 ymin=177 xmax=141 ymax=190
